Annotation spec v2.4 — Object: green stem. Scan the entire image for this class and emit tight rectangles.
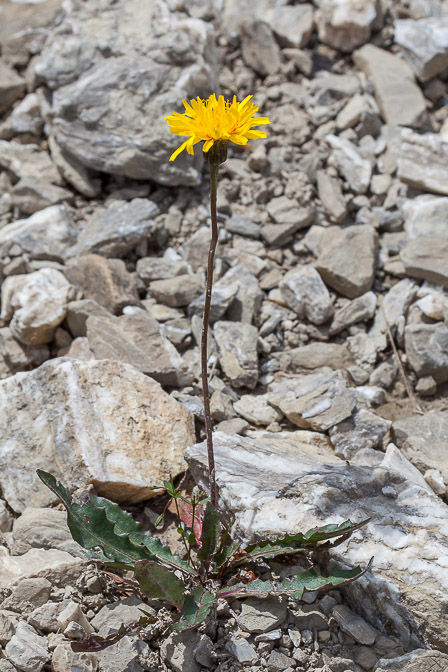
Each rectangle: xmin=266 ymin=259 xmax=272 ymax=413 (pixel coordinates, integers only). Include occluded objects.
xmin=201 ymin=163 xmax=219 ymax=509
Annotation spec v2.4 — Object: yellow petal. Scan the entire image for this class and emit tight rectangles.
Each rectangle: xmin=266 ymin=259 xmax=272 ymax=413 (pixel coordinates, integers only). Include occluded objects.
xmin=169 ymin=139 xmax=190 ymax=162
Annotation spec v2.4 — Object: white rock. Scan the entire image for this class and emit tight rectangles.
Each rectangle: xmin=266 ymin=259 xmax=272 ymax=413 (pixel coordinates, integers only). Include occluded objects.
xmin=10 ymin=93 xmax=43 ymax=135
xmin=279 ymin=265 xmax=334 ymax=326
xmin=5 ymin=622 xmax=50 ymax=672
xmin=316 ymin=0 xmax=378 ymax=52
xmin=381 ymin=443 xmax=433 ymax=493
xmin=325 ymin=134 xmax=372 ymax=194
xmin=0 ymin=549 xmax=81 ymax=591
xmin=0 ymin=205 xmax=73 ymax=259
xmin=0 ymin=268 xmax=75 ymax=345
xmin=0 ymin=359 xmax=195 ymax=512
xmin=266 ymin=4 xmax=314 ymax=49
xmin=394 ymin=16 xmax=448 ymax=82
xmin=57 ymin=602 xmax=94 ymax=634
xmin=186 ymin=431 xmax=448 ymax=652
xmin=233 ymin=394 xmax=282 ymax=426
xmin=424 ymin=469 xmax=446 ymax=496
xmin=402 ymin=194 xmax=448 ymax=240
xmin=396 ymin=129 xmax=448 ymax=196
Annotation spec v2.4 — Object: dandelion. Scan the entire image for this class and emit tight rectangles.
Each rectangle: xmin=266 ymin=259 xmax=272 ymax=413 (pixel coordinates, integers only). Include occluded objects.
xmin=164 ymin=94 xmax=269 ymax=507
xmin=164 ymin=93 xmax=270 ymax=162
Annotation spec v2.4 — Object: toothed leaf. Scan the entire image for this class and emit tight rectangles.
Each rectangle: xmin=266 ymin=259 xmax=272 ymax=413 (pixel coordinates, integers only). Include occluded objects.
xmin=197 ymin=503 xmax=221 ymax=567
xmin=37 ymin=470 xmax=194 ymax=575
xmin=173 ymin=587 xmax=214 ymax=631
xmin=134 ymin=560 xmax=185 ymax=609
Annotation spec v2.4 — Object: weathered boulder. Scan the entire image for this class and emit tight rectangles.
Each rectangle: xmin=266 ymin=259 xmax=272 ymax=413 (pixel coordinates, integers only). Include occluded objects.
xmin=0 ymin=359 xmax=195 ymax=512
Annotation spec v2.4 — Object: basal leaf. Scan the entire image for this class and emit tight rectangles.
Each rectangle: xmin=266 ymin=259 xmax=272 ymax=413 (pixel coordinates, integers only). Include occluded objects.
xmin=37 ymin=470 xmax=194 ymax=575
xmin=173 ymin=587 xmax=214 ymax=631
xmin=134 ymin=560 xmax=186 ymax=609
xmin=218 ymin=560 xmax=372 ymax=600
xmin=197 ymin=503 xmax=221 ymax=568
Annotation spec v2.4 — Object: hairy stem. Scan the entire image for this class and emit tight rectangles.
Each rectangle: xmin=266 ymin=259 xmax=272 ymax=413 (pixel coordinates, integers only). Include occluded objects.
xmin=201 ymin=163 xmax=219 ymax=508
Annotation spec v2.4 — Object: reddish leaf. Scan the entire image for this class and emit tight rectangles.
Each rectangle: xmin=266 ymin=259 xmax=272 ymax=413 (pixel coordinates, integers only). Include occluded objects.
xmin=168 ymin=494 xmax=206 ymax=546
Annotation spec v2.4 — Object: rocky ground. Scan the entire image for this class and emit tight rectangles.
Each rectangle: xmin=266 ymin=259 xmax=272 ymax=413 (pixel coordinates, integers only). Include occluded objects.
xmin=0 ymin=0 xmax=448 ymax=670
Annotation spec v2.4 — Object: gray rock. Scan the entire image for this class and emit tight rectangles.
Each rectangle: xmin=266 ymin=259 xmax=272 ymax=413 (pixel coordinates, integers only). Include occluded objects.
xmin=279 ymin=264 xmax=334 ymax=326
xmin=316 ymin=170 xmax=347 ymax=223
xmin=91 ymin=596 xmax=153 ymax=637
xmin=394 ymin=17 xmax=448 ymax=82
xmin=67 ymin=199 xmax=158 ymax=258
xmin=307 ymin=73 xmax=361 ymax=125
xmin=48 ymin=135 xmax=101 ymax=198
xmin=392 ymin=411 xmax=448 ymax=486
xmin=0 ymin=61 xmax=26 ymax=114
xmin=28 ymin=600 xmax=71 ymax=634
xmin=0 ymin=268 xmax=75 ymax=346
xmin=96 ymin=635 xmax=150 ymax=672
xmin=332 ymin=604 xmax=377 ymax=645
xmin=66 ymin=299 xmax=112 ymax=338
xmin=330 ymin=292 xmax=377 ymax=335
xmin=396 ymin=128 xmax=448 ymax=196
xmin=329 ymin=408 xmax=391 ymax=459
xmin=325 ymin=134 xmax=372 ymax=194
xmin=217 ymin=265 xmax=263 ymax=324
xmin=267 ymin=196 xmax=315 ymax=229
xmin=136 ymin=258 xmax=189 ymax=285
xmin=160 ymin=630 xmax=201 ymax=672
xmin=149 ymin=274 xmax=203 ymax=308
xmin=225 ymin=215 xmax=261 ymax=239
xmin=5 ymin=622 xmax=50 ymax=672
xmin=266 ymin=4 xmax=314 ymax=49
xmin=0 ymin=141 xmax=62 ymax=186
xmin=0 ymin=610 xmax=20 ymax=646
xmin=374 ymin=649 xmax=448 ymax=671
xmin=214 ymin=321 xmax=259 ymax=389
xmin=268 ymin=369 xmax=357 ymax=432
xmin=0 ymin=204 xmax=75 ymax=262
xmin=233 ymin=394 xmax=282 ymax=426
xmin=65 ymin=255 xmax=140 ymax=315
xmin=225 ymin=637 xmax=257 ymax=664
xmin=353 ymin=45 xmax=427 ymax=127
xmin=400 ymin=238 xmax=448 ymax=287
xmin=0 ymin=549 xmax=81 ymax=592
xmin=189 ymin=282 xmax=239 ymax=323
xmin=276 ymin=342 xmax=354 ymax=374
xmin=292 ymin=605 xmax=328 ymax=631
xmin=12 ymin=178 xmax=73 ymax=216
xmin=51 ymin=643 xmax=98 ymax=672
xmin=402 ymin=194 xmax=448 ymax=240
xmin=36 ymin=0 xmax=217 ymax=186
xmin=238 ymin=597 xmax=287 ymax=634
xmin=185 ymin=431 xmax=448 ymax=652
xmin=267 ymin=649 xmax=295 ymax=672
xmin=241 ymin=20 xmax=281 ymax=77
xmin=11 ymin=507 xmax=83 ymax=556
xmin=316 ymin=0 xmax=379 ymax=52
xmin=315 ymin=225 xmax=378 ymax=298
xmin=0 ymin=327 xmax=49 ymax=377
xmin=2 ymin=578 xmax=51 ymax=615
xmin=86 ymin=311 xmax=193 ymax=387
xmin=0 ymin=358 xmax=194 ymax=511
xmin=336 ymin=93 xmax=381 ymax=135
xmin=405 ymin=322 xmax=448 ymax=383
xmin=193 ymin=635 xmax=214 ymax=668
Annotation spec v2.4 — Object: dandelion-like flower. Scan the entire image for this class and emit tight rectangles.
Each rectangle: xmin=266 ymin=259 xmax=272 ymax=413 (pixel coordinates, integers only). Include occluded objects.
xmin=164 ymin=93 xmax=270 ymax=162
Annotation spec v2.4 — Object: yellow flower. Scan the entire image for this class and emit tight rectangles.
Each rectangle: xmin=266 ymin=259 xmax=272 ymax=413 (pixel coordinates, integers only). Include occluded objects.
xmin=164 ymin=94 xmax=270 ymax=162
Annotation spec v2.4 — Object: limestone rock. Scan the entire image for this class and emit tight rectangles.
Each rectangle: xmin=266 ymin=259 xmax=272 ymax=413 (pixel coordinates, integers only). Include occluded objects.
xmin=0 ymin=268 xmax=75 ymax=345
xmin=12 ymin=178 xmax=73 ymax=216
xmin=149 ymin=274 xmax=203 ymax=308
xmin=214 ymin=321 xmax=259 ymax=389
xmin=160 ymin=630 xmax=202 ymax=672
xmin=36 ymin=0 xmax=217 ymax=186
xmin=279 ymin=264 xmax=334 ymax=326
xmin=400 ymin=238 xmax=448 ymax=287
xmin=2 ymin=578 xmax=51 ymax=614
xmin=374 ymin=650 xmax=448 ymax=671
xmin=316 ymin=170 xmax=347 ymax=223
xmin=67 ymin=199 xmax=158 ymax=258
xmin=0 ymin=141 xmax=62 ymax=186
xmin=330 ymin=292 xmax=377 ymax=335
xmin=394 ymin=16 xmax=448 ymax=82
xmin=325 ymin=135 xmax=372 ymax=194
xmin=238 ymin=597 xmax=287 ymax=633
xmin=353 ymin=44 xmax=427 ymax=127
xmin=268 ymin=369 xmax=357 ymax=431
xmin=64 ymin=255 xmax=140 ymax=314
xmin=241 ymin=21 xmax=281 ymax=77
xmin=329 ymin=408 xmax=391 ymax=459
xmin=5 ymin=622 xmax=50 ymax=672
xmin=276 ymin=342 xmax=354 ymax=374
xmin=405 ymin=322 xmax=448 ymax=383
xmin=233 ymin=394 xmax=283 ymax=426
xmin=317 ymin=0 xmax=379 ymax=52
xmin=392 ymin=411 xmax=448 ymax=485
xmin=48 ymin=135 xmax=101 ymax=198
xmin=315 ymin=225 xmax=378 ymax=299
xmin=91 ymin=596 xmax=155 ymax=638
xmin=396 ymin=129 xmax=448 ymax=196
xmin=11 ymin=508 xmax=83 ymax=556
xmin=86 ymin=311 xmax=193 ymax=386
xmin=332 ymin=604 xmax=377 ymax=645
xmin=0 ymin=0 xmax=61 ymax=67
xmin=0 ymin=61 xmax=26 ymax=114
xmin=189 ymin=282 xmax=239 ymax=323
xmin=266 ymin=4 xmax=314 ymax=49
xmin=95 ymin=635 xmax=150 ymax=672
xmin=0 ymin=204 xmax=75 ymax=262
xmin=217 ymin=265 xmax=263 ymax=324
xmin=51 ymin=644 xmax=98 ymax=672
xmin=66 ymin=299 xmax=112 ymax=338
xmin=0 ymin=549 xmax=82 ymax=591
xmin=136 ymin=258 xmax=189 ymax=285
xmin=186 ymin=432 xmax=448 ymax=652
xmin=0 ymin=358 xmax=194 ymax=511
xmin=0 ymin=610 xmax=19 ymax=647
xmin=0 ymin=327 xmax=49 ymax=377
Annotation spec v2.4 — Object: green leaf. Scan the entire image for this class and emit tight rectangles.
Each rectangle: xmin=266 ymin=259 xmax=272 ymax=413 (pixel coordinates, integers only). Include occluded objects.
xmin=197 ymin=503 xmax=221 ymax=568
xmin=173 ymin=587 xmax=214 ymax=631
xmin=37 ymin=470 xmax=195 ymax=576
xmin=134 ymin=560 xmax=186 ymax=609
xmin=218 ymin=559 xmax=372 ymax=600
xmin=214 ymin=540 xmax=241 ymax=571
xmin=232 ymin=519 xmax=369 ymax=567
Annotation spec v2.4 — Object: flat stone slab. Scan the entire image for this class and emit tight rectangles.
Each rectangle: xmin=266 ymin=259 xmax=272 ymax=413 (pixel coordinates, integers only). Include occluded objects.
xmin=186 ymin=431 xmax=448 ymax=653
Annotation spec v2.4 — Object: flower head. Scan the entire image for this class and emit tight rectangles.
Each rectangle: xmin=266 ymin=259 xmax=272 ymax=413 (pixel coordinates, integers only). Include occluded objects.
xmin=164 ymin=94 xmax=270 ymax=162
